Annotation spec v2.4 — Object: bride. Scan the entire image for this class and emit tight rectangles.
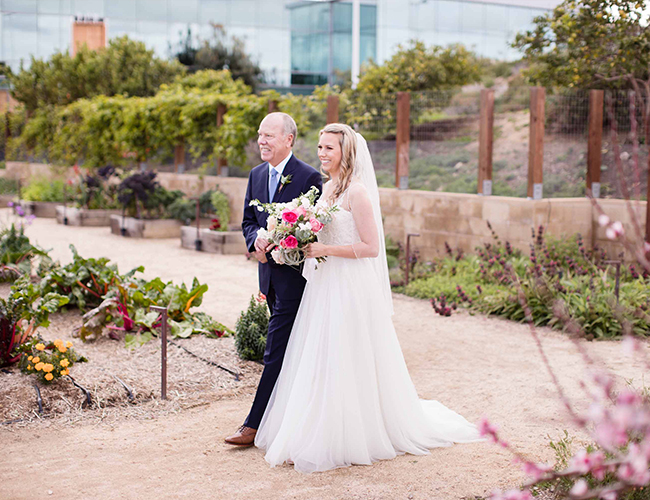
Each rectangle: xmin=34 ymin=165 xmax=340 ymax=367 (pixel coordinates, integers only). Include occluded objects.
xmin=254 ymin=123 xmax=482 ymax=473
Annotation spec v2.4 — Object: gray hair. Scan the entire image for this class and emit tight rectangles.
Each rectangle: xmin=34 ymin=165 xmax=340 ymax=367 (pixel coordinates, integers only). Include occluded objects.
xmin=268 ymin=112 xmax=298 ymax=146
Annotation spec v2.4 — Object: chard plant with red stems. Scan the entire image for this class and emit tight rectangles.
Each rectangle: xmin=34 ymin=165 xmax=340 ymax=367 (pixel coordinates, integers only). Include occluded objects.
xmin=482 ymin=92 xmax=650 ymax=500
xmin=0 ymin=276 xmax=69 ymax=367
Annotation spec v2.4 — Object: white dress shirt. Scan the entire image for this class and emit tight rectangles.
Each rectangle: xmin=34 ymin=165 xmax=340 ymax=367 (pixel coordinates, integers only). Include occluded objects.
xmin=268 ymin=151 xmax=293 ymax=178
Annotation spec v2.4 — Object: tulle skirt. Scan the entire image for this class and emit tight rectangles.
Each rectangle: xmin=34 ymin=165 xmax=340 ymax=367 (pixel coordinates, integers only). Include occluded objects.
xmin=254 ymin=256 xmax=482 ymax=473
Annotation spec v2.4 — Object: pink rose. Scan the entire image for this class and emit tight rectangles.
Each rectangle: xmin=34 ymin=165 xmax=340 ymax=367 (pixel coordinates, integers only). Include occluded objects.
xmin=309 ymin=218 xmax=323 ymax=233
xmin=281 ymin=235 xmax=298 ymax=249
xmin=282 ymin=210 xmax=298 ymax=224
xmin=296 ymin=207 xmax=307 ymax=218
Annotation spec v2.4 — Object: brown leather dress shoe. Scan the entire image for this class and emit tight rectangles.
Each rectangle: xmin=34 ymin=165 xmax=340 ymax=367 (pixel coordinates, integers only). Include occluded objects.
xmin=224 ymin=425 xmax=257 ymax=446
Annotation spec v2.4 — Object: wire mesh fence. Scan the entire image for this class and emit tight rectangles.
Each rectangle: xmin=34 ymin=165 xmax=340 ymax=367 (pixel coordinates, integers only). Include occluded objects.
xmin=602 ymin=90 xmax=648 ymax=200
xmin=407 ymin=90 xmax=480 ymax=192
xmin=542 ymin=90 xmax=590 ymax=198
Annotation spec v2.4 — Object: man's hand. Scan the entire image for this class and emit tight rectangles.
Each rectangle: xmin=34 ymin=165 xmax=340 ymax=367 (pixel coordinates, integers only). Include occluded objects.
xmin=254 ymin=236 xmax=272 ymax=253
xmin=253 ymin=250 xmax=268 ymax=263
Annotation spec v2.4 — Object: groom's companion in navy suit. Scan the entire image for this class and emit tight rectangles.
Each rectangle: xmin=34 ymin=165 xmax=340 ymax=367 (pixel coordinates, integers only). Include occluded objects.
xmin=225 ymin=112 xmax=322 ymax=446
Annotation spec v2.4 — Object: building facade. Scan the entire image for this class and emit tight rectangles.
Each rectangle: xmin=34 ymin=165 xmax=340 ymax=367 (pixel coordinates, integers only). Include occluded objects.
xmin=0 ymin=0 xmax=561 ymax=88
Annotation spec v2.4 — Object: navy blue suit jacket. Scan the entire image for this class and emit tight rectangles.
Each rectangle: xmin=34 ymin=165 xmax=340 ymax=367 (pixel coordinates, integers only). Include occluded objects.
xmin=242 ymin=155 xmax=323 ymax=300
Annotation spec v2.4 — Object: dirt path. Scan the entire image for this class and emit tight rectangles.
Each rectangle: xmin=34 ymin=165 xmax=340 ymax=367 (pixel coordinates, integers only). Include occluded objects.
xmin=1 ymin=217 xmax=648 ymax=499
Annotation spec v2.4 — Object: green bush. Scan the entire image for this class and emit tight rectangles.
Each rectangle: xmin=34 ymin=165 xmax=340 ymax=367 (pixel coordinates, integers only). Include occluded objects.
xmin=399 ymin=226 xmax=650 ymax=338
xmin=0 ymin=177 xmax=18 ymax=195
xmin=210 ymin=190 xmax=230 ymax=231
xmin=21 ymin=177 xmax=65 ymax=202
xmin=235 ymin=295 xmax=269 ymax=361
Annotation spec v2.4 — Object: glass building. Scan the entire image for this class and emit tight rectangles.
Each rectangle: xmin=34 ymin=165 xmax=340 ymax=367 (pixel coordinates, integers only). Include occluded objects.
xmin=0 ymin=0 xmax=560 ymax=88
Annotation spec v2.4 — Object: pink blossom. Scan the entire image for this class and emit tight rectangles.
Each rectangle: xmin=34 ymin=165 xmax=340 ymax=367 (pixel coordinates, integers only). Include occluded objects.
xmin=281 ymin=210 xmax=298 ymax=225
xmin=622 ymin=336 xmax=639 ymax=356
xmin=478 ymin=417 xmax=499 ymax=443
xmin=296 ymin=206 xmax=307 ymax=218
xmin=309 ymin=218 xmax=324 ymax=233
xmin=598 ymin=214 xmax=611 ymax=227
xmin=644 ymin=241 xmax=650 ymax=254
xmin=521 ymin=461 xmax=550 ymax=481
xmin=281 ymin=235 xmax=298 ymax=249
xmin=490 ymin=489 xmax=533 ymax=500
xmin=570 ymin=479 xmax=589 ymax=496
xmin=605 ymin=221 xmax=624 ymax=240
xmin=569 ymin=449 xmax=606 ymax=475
xmin=271 ymin=248 xmax=285 ymax=265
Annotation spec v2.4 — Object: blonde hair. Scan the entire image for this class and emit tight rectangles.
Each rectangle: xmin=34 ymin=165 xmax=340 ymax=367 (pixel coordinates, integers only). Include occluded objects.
xmin=319 ymin=123 xmax=357 ymax=202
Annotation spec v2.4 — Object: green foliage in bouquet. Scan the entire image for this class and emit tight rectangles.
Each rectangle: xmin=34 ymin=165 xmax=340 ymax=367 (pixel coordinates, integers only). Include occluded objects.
xmin=235 ymin=294 xmax=269 ymax=361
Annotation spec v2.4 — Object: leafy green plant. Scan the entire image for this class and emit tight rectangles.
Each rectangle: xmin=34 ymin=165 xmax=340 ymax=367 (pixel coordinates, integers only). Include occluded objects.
xmin=17 ymin=336 xmax=86 ymax=383
xmin=0 ymin=276 xmax=69 ymax=367
xmin=21 ymin=177 xmax=65 ymax=202
xmin=210 ymin=190 xmax=230 ymax=231
xmin=0 ymin=223 xmax=49 ymax=281
xmin=235 ymin=294 xmax=269 ymax=361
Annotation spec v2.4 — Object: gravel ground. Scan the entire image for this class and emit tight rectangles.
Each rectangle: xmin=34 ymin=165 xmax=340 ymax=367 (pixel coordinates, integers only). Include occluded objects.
xmin=0 ymin=215 xmax=648 ymax=500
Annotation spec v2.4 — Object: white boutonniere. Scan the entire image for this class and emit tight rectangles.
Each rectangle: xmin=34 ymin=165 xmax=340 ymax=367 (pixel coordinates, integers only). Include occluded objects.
xmin=279 ymin=174 xmax=292 ymax=193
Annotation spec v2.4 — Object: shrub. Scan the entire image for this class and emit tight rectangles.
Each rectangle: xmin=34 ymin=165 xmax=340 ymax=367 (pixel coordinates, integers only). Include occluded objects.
xmin=210 ymin=190 xmax=230 ymax=231
xmin=21 ymin=177 xmax=65 ymax=202
xmin=235 ymin=294 xmax=269 ymax=361
xmin=18 ymin=337 xmax=86 ymax=384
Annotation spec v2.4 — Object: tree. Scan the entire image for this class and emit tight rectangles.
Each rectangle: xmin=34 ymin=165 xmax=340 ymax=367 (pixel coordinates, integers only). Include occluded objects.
xmin=8 ymin=36 xmax=184 ymax=113
xmin=355 ymin=41 xmax=482 ymax=94
xmin=172 ymin=25 xmax=263 ymax=91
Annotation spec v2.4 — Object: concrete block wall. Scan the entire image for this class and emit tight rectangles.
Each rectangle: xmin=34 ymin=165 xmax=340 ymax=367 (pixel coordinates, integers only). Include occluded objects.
xmin=5 ymin=162 xmax=646 ymax=261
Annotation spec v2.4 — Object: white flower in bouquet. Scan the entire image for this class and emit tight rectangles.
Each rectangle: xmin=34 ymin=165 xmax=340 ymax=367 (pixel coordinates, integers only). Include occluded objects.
xmin=249 ymin=186 xmax=338 ymax=267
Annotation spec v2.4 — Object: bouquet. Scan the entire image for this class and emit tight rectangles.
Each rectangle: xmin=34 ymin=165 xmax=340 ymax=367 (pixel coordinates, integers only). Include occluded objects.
xmin=250 ymin=186 xmax=338 ymax=266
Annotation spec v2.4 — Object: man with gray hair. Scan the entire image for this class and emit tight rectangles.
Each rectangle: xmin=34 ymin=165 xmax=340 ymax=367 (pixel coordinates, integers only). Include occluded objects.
xmin=226 ymin=112 xmax=322 ymax=446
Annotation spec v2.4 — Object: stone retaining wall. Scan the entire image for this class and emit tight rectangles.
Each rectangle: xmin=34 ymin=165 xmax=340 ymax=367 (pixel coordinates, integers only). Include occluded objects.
xmin=5 ymin=162 xmax=646 ymax=260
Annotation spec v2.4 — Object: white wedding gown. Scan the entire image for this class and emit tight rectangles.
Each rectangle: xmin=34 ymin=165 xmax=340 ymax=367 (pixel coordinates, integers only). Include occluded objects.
xmin=254 ymin=203 xmax=483 ymax=473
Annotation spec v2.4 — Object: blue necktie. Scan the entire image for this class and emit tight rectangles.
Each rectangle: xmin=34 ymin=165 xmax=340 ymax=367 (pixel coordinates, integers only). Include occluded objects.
xmin=269 ymin=168 xmax=279 ymax=202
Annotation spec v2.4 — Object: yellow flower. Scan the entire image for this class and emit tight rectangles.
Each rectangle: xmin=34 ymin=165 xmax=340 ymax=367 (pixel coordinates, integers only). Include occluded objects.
xmin=61 ymin=369 xmax=69 ymax=376
xmin=43 ymin=364 xmax=54 ymax=373
xmin=35 ymin=362 xmax=44 ymax=371
xmin=54 ymin=339 xmax=62 ymax=346
xmin=32 ymin=356 xmax=40 ymax=364
xmin=28 ymin=355 xmax=33 ymax=361
xmin=60 ymin=359 xmax=70 ymax=368
xmin=44 ymin=373 xmax=54 ymax=381
xmin=27 ymin=365 xmax=32 ymax=370
xmin=35 ymin=343 xmax=45 ymax=351
xmin=66 ymin=341 xmax=73 ymax=348
xmin=58 ymin=345 xmax=67 ymax=353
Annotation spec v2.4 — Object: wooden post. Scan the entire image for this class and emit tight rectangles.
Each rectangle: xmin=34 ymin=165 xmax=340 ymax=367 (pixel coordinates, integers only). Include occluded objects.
xmin=326 ymin=95 xmax=339 ymax=124
xmin=527 ymin=87 xmax=545 ymax=199
xmin=173 ymin=143 xmax=185 ymax=173
xmin=478 ymin=89 xmax=495 ymax=196
xmin=268 ymin=99 xmax=279 ymax=113
xmin=216 ymin=104 xmax=227 ymax=176
xmin=395 ymin=91 xmax=410 ymax=190
xmin=587 ymin=90 xmax=604 ymax=198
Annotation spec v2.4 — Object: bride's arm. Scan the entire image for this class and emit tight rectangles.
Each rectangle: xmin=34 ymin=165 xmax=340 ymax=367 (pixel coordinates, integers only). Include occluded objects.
xmin=304 ymin=183 xmax=379 ymax=259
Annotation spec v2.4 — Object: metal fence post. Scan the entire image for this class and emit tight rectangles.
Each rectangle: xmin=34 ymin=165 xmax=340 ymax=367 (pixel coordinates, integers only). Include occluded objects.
xmin=150 ymin=306 xmax=168 ymax=400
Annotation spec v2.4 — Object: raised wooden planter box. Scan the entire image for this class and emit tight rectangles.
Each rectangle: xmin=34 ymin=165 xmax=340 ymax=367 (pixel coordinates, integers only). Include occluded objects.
xmin=180 ymin=226 xmax=246 ymax=254
xmin=0 ymin=195 xmax=17 ymax=207
xmin=56 ymin=206 xmax=120 ymax=227
xmin=110 ymin=214 xmax=182 ymax=239
xmin=18 ymin=200 xmax=61 ymax=218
